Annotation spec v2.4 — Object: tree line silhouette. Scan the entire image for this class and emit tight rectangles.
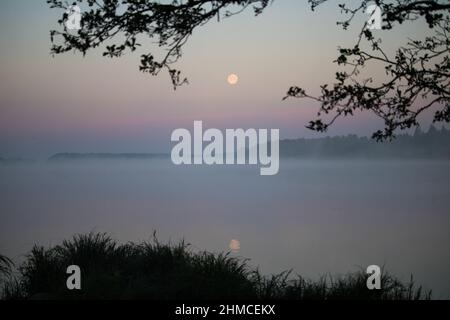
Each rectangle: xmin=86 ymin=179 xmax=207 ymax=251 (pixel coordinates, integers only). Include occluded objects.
xmin=281 ymin=125 xmax=450 ymax=158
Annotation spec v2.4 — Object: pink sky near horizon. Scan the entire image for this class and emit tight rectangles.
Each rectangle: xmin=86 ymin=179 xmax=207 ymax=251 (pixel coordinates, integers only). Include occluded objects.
xmin=0 ymin=0 xmax=437 ymax=156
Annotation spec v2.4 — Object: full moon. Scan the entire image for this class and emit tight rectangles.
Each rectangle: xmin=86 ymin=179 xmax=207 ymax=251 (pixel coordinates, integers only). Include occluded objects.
xmin=227 ymin=74 xmax=239 ymax=85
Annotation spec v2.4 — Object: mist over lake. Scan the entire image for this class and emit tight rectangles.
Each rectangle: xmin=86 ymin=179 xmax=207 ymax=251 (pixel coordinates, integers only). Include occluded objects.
xmin=1 ymin=159 xmax=449 ymax=298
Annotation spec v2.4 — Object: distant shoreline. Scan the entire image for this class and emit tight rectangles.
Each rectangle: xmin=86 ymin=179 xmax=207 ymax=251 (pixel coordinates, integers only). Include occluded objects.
xmin=2 ymin=126 xmax=450 ymax=162
xmin=48 ymin=153 xmax=170 ymax=161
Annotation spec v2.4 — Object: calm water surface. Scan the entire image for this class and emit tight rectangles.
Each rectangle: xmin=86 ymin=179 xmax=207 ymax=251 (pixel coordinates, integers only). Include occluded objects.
xmin=1 ymin=159 xmax=449 ymax=297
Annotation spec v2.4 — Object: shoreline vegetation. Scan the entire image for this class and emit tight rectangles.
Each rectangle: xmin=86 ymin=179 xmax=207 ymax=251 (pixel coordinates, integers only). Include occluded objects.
xmin=1 ymin=126 xmax=449 ymax=163
xmin=0 ymin=233 xmax=430 ymax=300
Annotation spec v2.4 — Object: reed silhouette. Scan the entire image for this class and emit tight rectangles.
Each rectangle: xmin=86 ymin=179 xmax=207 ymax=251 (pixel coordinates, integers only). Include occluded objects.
xmin=1 ymin=233 xmax=431 ymax=300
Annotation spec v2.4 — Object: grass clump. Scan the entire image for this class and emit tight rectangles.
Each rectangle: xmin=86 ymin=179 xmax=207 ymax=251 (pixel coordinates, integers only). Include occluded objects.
xmin=1 ymin=233 xmax=431 ymax=300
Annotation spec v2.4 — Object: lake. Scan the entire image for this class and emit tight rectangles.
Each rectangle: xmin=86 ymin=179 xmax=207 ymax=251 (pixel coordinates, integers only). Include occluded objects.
xmin=1 ymin=159 xmax=449 ymax=298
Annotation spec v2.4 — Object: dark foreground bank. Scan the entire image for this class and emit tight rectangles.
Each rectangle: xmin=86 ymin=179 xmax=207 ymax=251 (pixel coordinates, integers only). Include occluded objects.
xmin=0 ymin=233 xmax=430 ymax=300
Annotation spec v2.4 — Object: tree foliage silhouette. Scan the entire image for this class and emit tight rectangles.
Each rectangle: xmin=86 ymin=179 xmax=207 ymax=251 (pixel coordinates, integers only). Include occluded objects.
xmin=285 ymin=0 xmax=450 ymax=141
xmin=48 ymin=0 xmax=271 ymax=89
xmin=48 ymin=0 xmax=450 ymax=140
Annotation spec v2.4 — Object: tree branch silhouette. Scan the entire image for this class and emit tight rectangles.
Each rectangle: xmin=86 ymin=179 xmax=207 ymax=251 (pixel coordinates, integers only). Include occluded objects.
xmin=48 ymin=0 xmax=450 ymax=140
xmin=48 ymin=0 xmax=271 ymax=89
xmin=285 ymin=0 xmax=450 ymax=140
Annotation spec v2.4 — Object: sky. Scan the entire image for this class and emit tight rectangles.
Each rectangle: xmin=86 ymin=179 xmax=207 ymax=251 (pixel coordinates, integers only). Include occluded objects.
xmin=0 ymin=0 xmax=436 ymax=157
